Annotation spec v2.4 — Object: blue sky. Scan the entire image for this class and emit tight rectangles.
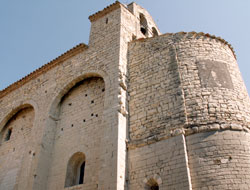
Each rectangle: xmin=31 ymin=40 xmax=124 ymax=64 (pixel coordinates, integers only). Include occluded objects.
xmin=0 ymin=0 xmax=249 ymax=94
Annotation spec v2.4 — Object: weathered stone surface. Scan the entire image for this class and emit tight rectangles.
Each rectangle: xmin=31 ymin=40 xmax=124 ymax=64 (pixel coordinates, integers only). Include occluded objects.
xmin=0 ymin=1 xmax=250 ymax=190
xmin=197 ymin=60 xmax=233 ymax=89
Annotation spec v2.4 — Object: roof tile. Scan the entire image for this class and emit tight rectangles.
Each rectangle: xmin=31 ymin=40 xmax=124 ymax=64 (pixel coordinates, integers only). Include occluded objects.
xmin=0 ymin=43 xmax=88 ymax=99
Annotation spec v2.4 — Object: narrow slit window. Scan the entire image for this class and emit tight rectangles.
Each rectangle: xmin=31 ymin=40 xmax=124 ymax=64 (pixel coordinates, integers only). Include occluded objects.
xmin=5 ymin=128 xmax=12 ymax=141
xmin=79 ymin=161 xmax=85 ymax=184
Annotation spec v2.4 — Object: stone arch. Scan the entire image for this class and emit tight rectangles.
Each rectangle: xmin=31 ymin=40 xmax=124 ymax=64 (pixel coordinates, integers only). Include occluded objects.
xmin=65 ymin=152 xmax=86 ymax=187
xmin=57 ymin=76 xmax=105 ymax=130
xmin=48 ymin=70 xmax=109 ymax=119
xmin=140 ymin=13 xmax=148 ymax=36
xmin=0 ymin=100 xmax=38 ymax=133
xmin=0 ymin=101 xmax=37 ymax=143
xmin=145 ymin=178 xmax=159 ymax=190
xmin=46 ymin=71 xmax=108 ymax=189
xmin=142 ymin=174 xmax=162 ymax=190
xmin=0 ymin=102 xmax=36 ymax=190
xmin=0 ymin=106 xmax=35 ymax=144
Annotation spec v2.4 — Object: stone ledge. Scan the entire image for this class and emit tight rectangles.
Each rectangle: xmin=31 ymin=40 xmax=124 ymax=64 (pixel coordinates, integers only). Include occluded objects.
xmin=127 ymin=122 xmax=250 ymax=150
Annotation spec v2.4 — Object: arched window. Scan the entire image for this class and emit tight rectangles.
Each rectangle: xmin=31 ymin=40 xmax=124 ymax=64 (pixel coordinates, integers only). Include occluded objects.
xmin=152 ymin=27 xmax=159 ymax=37
xmin=145 ymin=178 xmax=159 ymax=190
xmin=140 ymin=13 xmax=148 ymax=36
xmin=0 ymin=106 xmax=34 ymax=144
xmin=65 ymin=152 xmax=86 ymax=187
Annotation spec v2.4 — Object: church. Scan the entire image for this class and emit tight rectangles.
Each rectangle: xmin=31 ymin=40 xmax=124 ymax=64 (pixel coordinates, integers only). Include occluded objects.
xmin=1 ymin=1 xmax=250 ymax=190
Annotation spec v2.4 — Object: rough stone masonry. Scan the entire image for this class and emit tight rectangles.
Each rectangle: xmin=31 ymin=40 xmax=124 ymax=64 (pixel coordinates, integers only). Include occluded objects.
xmin=0 ymin=1 xmax=250 ymax=190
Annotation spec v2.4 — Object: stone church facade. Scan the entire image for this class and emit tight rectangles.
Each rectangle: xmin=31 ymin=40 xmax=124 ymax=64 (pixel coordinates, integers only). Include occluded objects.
xmin=1 ymin=1 xmax=250 ymax=190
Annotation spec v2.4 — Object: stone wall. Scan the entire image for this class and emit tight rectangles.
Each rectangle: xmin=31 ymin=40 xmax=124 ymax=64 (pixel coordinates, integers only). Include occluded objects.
xmin=128 ymin=32 xmax=250 ymax=141
xmin=0 ymin=2 xmax=160 ymax=189
xmin=186 ymin=130 xmax=250 ymax=189
xmin=47 ymin=77 xmax=105 ymax=190
xmin=0 ymin=107 xmax=34 ymax=190
xmin=128 ymin=35 xmax=186 ymax=144
xmin=174 ymin=33 xmax=250 ymax=130
xmin=127 ymin=31 xmax=250 ymax=189
xmin=0 ymin=2 xmax=250 ymax=190
xmin=128 ymin=135 xmax=191 ymax=189
xmin=0 ymin=5 xmax=125 ymax=190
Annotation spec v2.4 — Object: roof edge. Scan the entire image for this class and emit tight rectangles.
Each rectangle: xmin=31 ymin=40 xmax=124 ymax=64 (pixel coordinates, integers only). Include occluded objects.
xmin=133 ymin=31 xmax=237 ymax=60
xmin=0 ymin=43 xmax=88 ymax=99
xmin=88 ymin=1 xmax=125 ymax=22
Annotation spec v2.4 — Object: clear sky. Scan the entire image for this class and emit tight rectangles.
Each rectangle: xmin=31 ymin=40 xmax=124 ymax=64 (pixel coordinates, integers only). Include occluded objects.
xmin=0 ymin=0 xmax=249 ymax=94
